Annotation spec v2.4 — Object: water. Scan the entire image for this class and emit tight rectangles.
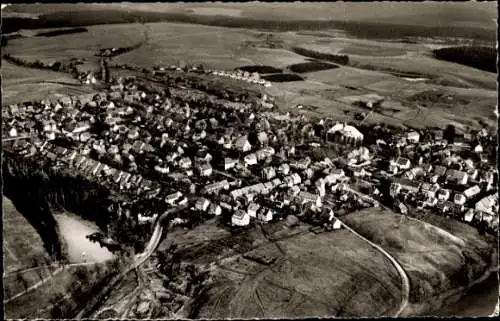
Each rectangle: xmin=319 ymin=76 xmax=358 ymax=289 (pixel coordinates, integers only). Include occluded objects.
xmin=55 ymin=213 xmax=114 ymax=264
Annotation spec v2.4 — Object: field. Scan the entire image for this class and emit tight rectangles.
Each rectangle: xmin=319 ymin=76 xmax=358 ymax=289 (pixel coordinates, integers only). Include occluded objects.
xmin=2 ymin=59 xmax=94 ymax=105
xmin=2 ymin=196 xmax=51 ymax=274
xmin=4 ymin=261 xmax=116 ymax=319
xmin=341 ymin=208 xmax=498 ymax=313
xmin=158 ymin=218 xmax=402 ymax=318
xmin=4 ymin=20 xmax=495 ymax=131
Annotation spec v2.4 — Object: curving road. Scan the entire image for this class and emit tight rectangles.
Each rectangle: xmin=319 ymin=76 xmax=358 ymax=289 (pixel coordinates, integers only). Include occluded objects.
xmin=334 ymin=214 xmax=410 ymax=317
xmin=74 ymin=203 xmax=188 ymax=319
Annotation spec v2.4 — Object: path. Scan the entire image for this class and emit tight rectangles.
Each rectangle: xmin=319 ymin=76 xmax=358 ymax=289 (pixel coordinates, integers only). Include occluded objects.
xmin=74 ymin=203 xmax=188 ymax=319
xmin=334 ymin=215 xmax=410 ymax=317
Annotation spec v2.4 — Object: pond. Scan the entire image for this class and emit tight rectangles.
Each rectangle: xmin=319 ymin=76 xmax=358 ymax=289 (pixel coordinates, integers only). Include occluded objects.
xmin=55 ymin=213 xmax=114 ymax=264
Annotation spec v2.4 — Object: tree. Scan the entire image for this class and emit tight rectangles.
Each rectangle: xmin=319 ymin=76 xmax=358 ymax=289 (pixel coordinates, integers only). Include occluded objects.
xmin=443 ymin=124 xmax=456 ymax=144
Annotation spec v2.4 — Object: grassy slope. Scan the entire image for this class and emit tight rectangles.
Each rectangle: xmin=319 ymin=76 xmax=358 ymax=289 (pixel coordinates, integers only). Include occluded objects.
xmin=341 ymin=208 xmax=497 ymax=311
xmin=160 ymin=219 xmax=402 ymax=318
xmin=2 ymin=196 xmax=52 ymax=273
xmin=4 ymin=261 xmax=117 ymax=319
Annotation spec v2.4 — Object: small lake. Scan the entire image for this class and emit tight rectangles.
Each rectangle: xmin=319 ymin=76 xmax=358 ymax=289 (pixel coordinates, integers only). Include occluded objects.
xmin=55 ymin=213 xmax=114 ymax=264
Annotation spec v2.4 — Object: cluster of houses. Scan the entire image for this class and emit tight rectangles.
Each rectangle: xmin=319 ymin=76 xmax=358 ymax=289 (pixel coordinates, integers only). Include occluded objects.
xmin=384 ymin=129 xmax=498 ymax=232
xmin=3 ymin=62 xmax=497 ymax=237
xmin=152 ymin=64 xmax=272 ymax=88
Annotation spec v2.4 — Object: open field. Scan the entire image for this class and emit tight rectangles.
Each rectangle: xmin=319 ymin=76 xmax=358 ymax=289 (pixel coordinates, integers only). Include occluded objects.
xmin=4 ymin=261 xmax=116 ymax=319
xmin=2 ymin=196 xmax=52 ymax=274
xmin=1 ymin=59 xmax=94 ymax=105
xmin=341 ymin=208 xmax=498 ymax=311
xmin=3 ymin=20 xmax=496 ymax=132
xmin=158 ymin=218 xmax=402 ymax=318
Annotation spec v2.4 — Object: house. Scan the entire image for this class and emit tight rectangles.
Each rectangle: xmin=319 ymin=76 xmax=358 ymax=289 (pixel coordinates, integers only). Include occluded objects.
xmin=425 ymin=197 xmax=438 ymax=207
xmin=327 ymin=123 xmax=364 ymax=146
xmin=475 ymin=194 xmax=498 ymax=215
xmin=454 ymin=193 xmax=466 ymax=205
xmin=195 ymin=198 xmax=211 ymax=212
xmin=247 ymin=203 xmax=260 ymax=218
xmin=297 ymin=191 xmax=322 ymax=208
xmin=278 ymin=163 xmax=290 ymax=176
xmin=392 ymin=178 xmax=421 ymax=194
xmin=291 ymin=157 xmax=312 ymax=170
xmin=464 ymin=185 xmax=481 ymax=199
xmin=224 ymin=158 xmax=238 ymax=170
xmin=262 ymin=167 xmax=276 ymax=180
xmin=258 ymin=207 xmax=273 ymax=222
xmin=179 ymin=157 xmax=192 ymax=169
xmin=433 ymin=165 xmax=448 ymax=177
xmin=446 ymin=169 xmax=468 ymax=185
xmin=244 ymin=153 xmax=258 ymax=166
xmin=421 ymin=163 xmax=433 ymax=173
xmin=392 ymin=157 xmax=411 ymax=170
xmin=201 ymin=180 xmax=230 ymax=195
xmin=406 ymin=131 xmax=420 ymax=144
xmin=437 ymin=189 xmax=451 ymax=201
xmin=165 ymin=192 xmax=183 ymax=205
xmin=332 ymin=217 xmax=343 ymax=230
xmin=463 ymin=209 xmax=475 ymax=223
xmin=257 ymin=132 xmax=269 ymax=146
xmin=208 ymin=203 xmax=222 ymax=216
xmin=198 ymin=163 xmax=213 ymax=177
xmin=232 ymin=210 xmax=250 ymax=226
xmin=235 ymin=135 xmax=252 ymax=152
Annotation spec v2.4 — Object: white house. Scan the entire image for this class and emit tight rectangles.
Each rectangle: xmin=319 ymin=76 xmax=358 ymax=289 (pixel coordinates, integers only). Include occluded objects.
xmin=278 ymin=163 xmax=290 ymax=176
xmin=232 ymin=210 xmax=250 ymax=226
xmin=437 ymin=189 xmax=451 ymax=201
xmin=244 ymin=153 xmax=258 ymax=166
xmin=165 ymin=192 xmax=183 ymax=205
xmin=406 ymin=131 xmax=420 ymax=144
xmin=195 ymin=198 xmax=211 ymax=212
xmin=247 ymin=203 xmax=260 ymax=218
xmin=332 ymin=217 xmax=343 ymax=230
xmin=209 ymin=204 xmax=222 ymax=216
xmin=178 ymin=157 xmax=192 ymax=169
xmin=224 ymin=158 xmax=238 ymax=170
xmin=262 ymin=167 xmax=276 ymax=180
xmin=198 ymin=163 xmax=213 ymax=177
xmin=454 ymin=193 xmax=466 ymax=206
xmin=463 ymin=209 xmax=475 ymax=223
xmin=464 ymin=185 xmax=481 ymax=199
xmin=258 ymin=208 xmax=274 ymax=222
xmin=235 ymin=135 xmax=252 ymax=152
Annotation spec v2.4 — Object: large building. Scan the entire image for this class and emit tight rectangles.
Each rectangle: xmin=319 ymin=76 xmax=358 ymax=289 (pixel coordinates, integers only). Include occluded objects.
xmin=327 ymin=123 xmax=364 ymax=146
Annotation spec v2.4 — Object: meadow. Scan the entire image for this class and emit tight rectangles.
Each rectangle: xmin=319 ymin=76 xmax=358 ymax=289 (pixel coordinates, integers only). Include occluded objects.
xmin=4 ymin=20 xmax=496 ymax=132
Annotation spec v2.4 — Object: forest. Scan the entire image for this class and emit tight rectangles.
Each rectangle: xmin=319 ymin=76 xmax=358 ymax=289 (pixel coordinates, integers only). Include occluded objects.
xmin=433 ymin=46 xmax=496 ymax=73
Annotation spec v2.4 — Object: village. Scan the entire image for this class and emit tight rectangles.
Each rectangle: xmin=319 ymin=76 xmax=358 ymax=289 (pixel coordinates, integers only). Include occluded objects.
xmin=3 ymin=61 xmax=499 ymax=253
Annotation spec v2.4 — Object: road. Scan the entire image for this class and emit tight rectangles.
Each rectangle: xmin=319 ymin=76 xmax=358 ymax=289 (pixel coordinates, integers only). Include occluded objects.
xmin=74 ymin=203 xmax=188 ymax=319
xmin=333 ymin=214 xmax=410 ymax=317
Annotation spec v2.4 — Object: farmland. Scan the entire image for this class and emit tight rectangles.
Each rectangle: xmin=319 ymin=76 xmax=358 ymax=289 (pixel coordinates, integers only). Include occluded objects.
xmin=156 ymin=218 xmax=402 ymax=318
xmin=3 ymin=20 xmax=496 ymax=132
xmin=341 ymin=208 xmax=498 ymax=315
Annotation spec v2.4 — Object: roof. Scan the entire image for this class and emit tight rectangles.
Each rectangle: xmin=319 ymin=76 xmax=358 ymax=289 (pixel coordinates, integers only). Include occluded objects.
xmin=393 ymin=177 xmax=420 ymax=190
xmin=446 ymin=169 xmax=467 ymax=181
xmin=464 ymin=185 xmax=481 ymax=198
xmin=433 ymin=165 xmax=447 ymax=176
xmin=327 ymin=123 xmax=363 ymax=140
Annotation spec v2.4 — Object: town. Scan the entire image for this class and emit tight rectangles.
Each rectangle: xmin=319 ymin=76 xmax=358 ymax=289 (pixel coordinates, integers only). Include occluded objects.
xmin=3 ymin=60 xmax=498 ymax=253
